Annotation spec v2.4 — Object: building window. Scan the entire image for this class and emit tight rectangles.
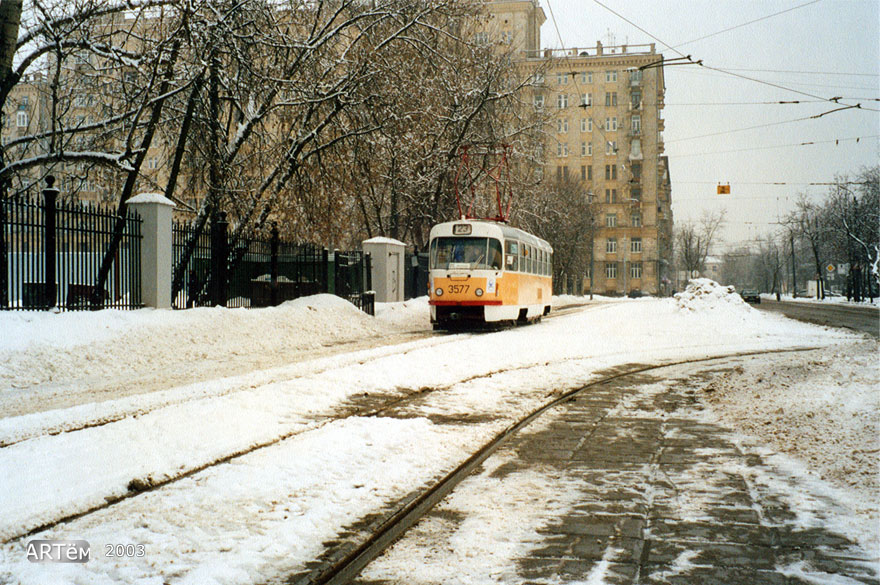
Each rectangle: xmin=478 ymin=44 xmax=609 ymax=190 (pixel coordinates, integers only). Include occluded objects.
xmin=605 ymin=92 xmax=617 ymax=106
xmin=16 ymin=111 xmax=28 ymax=127
xmin=534 ymin=72 xmax=545 ymax=84
xmin=587 ymin=165 xmax=593 ymax=180
xmin=581 ymin=118 xmax=593 ymax=133
xmin=581 ymin=165 xmax=587 ymax=181
xmin=631 ymin=238 xmax=642 ymax=253
xmin=606 ymin=214 xmax=617 ymax=228
xmin=556 ymin=142 xmax=569 ymax=157
xmin=557 ymin=118 xmax=569 ymax=133
xmin=534 ymin=95 xmax=544 ymax=108
xmin=605 ymin=117 xmax=618 ymax=131
xmin=557 ymin=93 xmax=568 ymax=108
xmin=556 ymin=166 xmax=569 ymax=180
xmin=631 ymin=262 xmax=642 ymax=279
xmin=605 ymin=164 xmax=618 ymax=180
xmin=632 ymin=213 xmax=641 ymax=227
xmin=581 ymin=141 xmax=592 ymax=156
xmin=605 ymin=70 xmax=618 ymax=83
xmin=605 ymin=188 xmax=619 ymax=203
xmin=557 ymin=72 xmax=568 ymax=85
xmin=631 ymin=187 xmax=641 ymax=201
xmin=630 ymin=69 xmax=643 ymax=85
xmin=605 ymin=141 xmax=617 ymax=155
xmin=474 ymin=32 xmax=489 ymax=45
xmin=581 ymin=72 xmax=592 ymax=84
xmin=605 ymin=262 xmax=618 ymax=278
xmin=147 ymin=157 xmax=159 ymax=170
xmin=501 ymin=30 xmax=512 ymax=44
xmin=631 ymin=115 xmax=641 ymax=134
xmin=631 ymin=90 xmax=642 ymax=109
xmin=580 ymin=93 xmax=591 ymax=107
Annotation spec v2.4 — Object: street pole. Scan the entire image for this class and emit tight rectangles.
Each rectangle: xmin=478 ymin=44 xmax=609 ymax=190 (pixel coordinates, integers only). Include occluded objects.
xmin=790 ymin=231 xmax=797 ymax=298
xmin=589 ymin=216 xmax=595 ymax=300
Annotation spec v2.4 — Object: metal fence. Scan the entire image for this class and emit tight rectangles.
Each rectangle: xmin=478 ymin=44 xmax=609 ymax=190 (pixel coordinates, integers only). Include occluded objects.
xmin=171 ymin=217 xmax=374 ymax=314
xmin=2 ymin=190 xmax=142 ymax=311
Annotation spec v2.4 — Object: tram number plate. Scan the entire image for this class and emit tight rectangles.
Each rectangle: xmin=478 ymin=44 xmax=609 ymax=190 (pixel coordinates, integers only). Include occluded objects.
xmin=447 ymin=284 xmax=470 ymax=294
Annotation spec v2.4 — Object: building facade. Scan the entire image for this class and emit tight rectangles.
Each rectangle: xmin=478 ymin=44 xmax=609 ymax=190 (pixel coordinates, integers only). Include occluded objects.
xmin=485 ymin=1 xmax=674 ymax=296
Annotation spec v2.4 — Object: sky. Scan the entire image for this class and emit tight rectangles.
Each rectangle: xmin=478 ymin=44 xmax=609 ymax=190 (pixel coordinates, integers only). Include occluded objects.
xmin=539 ymin=0 xmax=880 ymax=252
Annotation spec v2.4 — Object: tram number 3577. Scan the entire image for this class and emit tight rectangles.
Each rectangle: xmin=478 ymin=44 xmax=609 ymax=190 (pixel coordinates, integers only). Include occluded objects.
xmin=446 ymin=284 xmax=470 ymax=294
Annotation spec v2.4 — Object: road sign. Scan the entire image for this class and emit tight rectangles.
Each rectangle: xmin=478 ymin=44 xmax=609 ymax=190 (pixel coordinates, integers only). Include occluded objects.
xmin=826 ymin=264 xmax=835 ymax=272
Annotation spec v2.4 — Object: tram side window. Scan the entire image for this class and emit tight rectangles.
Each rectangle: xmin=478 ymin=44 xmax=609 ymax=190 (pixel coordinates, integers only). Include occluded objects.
xmin=505 ymin=240 xmax=519 ymax=271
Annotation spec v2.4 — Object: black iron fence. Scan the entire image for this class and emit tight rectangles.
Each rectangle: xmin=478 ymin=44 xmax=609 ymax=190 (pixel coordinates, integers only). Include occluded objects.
xmin=1 ymin=188 xmax=142 ymax=311
xmin=171 ymin=217 xmax=374 ymax=314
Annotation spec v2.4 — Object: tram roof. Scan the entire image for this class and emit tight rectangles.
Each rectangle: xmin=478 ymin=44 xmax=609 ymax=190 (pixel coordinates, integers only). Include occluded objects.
xmin=430 ymin=219 xmax=551 ymax=251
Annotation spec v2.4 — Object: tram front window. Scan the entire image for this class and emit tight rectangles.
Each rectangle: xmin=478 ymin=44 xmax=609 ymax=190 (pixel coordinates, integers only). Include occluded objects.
xmin=430 ymin=237 xmax=503 ymax=270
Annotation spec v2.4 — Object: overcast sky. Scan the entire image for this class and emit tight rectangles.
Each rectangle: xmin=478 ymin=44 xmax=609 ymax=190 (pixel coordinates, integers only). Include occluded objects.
xmin=539 ymin=0 xmax=880 ymax=251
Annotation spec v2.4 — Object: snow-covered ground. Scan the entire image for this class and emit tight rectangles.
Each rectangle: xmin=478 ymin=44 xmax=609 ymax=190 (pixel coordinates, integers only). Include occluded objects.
xmin=0 ymin=280 xmax=876 ymax=584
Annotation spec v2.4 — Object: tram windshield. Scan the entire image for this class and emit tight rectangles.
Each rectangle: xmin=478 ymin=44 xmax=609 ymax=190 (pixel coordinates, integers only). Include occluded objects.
xmin=430 ymin=237 xmax=503 ymax=270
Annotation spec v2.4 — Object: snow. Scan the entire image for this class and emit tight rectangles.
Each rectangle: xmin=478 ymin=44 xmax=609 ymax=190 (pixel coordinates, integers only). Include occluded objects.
xmin=126 ymin=193 xmax=175 ymax=206
xmin=0 ymin=280 xmax=876 ymax=583
xmin=362 ymin=236 xmax=406 ymax=246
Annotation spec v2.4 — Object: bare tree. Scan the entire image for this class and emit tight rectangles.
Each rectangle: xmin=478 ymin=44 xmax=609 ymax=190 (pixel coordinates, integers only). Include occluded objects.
xmin=519 ymin=174 xmax=594 ymax=293
xmin=675 ymin=209 xmax=726 ymax=278
xmin=824 ymin=167 xmax=879 ymax=300
xmin=787 ymin=195 xmax=832 ymax=299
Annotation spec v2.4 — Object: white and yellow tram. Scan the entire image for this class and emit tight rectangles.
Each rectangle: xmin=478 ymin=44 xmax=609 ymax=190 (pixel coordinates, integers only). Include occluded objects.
xmin=428 ymin=219 xmax=553 ymax=329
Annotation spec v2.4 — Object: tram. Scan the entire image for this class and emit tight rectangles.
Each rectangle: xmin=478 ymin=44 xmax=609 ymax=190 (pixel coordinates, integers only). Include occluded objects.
xmin=428 ymin=219 xmax=553 ymax=329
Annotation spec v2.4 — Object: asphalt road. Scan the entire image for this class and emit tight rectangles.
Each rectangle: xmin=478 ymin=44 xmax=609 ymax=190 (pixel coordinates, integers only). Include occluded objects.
xmin=754 ymin=298 xmax=879 ymax=338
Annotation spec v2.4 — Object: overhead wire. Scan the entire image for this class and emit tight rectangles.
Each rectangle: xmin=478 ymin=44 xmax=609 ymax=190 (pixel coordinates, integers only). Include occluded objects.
xmin=670 ymin=134 xmax=879 ymax=158
xmin=670 ymin=0 xmax=823 ymax=50
xmin=588 ymin=0 xmax=880 ymax=113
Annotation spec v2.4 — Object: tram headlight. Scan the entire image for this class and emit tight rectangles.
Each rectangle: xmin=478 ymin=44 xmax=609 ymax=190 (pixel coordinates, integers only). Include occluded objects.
xmin=435 ymin=288 xmax=444 ymax=296
xmin=475 ymin=288 xmax=484 ymax=297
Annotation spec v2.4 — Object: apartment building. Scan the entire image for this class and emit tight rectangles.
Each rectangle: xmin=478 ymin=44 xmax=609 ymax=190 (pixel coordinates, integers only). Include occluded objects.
xmin=484 ymin=1 xmax=674 ymax=296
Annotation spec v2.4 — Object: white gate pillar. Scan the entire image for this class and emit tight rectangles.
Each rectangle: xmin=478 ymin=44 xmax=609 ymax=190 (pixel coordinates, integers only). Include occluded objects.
xmin=128 ymin=193 xmax=175 ymax=309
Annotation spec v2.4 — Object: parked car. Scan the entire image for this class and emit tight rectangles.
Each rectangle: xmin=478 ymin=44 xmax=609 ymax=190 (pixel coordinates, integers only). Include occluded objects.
xmin=739 ymin=289 xmax=761 ymax=304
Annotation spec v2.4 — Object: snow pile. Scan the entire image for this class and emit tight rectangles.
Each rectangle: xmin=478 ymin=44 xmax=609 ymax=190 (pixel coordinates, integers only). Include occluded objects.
xmin=373 ymin=297 xmax=430 ymax=330
xmin=675 ymin=278 xmax=749 ymax=313
xmin=0 ymin=295 xmax=393 ymax=395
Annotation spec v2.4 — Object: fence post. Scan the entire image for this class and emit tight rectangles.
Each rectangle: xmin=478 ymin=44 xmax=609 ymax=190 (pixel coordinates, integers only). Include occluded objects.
xmin=128 ymin=193 xmax=175 ymax=309
xmin=43 ymin=176 xmax=59 ymax=309
xmin=0 ymin=190 xmax=7 ymax=309
xmin=365 ymin=252 xmax=372 ymax=292
xmin=210 ymin=211 xmax=229 ymax=306
xmin=270 ymin=222 xmax=279 ymax=306
xmin=321 ymin=248 xmax=329 ymax=293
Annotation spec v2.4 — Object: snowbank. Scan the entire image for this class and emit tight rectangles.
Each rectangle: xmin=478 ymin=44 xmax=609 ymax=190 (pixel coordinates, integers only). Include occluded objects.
xmin=675 ymin=278 xmax=750 ymax=313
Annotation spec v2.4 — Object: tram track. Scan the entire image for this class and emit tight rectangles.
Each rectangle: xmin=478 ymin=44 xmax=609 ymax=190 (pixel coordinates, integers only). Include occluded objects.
xmin=1 ymin=301 xmax=617 ymax=544
xmin=294 ymin=346 xmax=820 ymax=585
xmin=0 ymin=301 xmax=603 ymax=449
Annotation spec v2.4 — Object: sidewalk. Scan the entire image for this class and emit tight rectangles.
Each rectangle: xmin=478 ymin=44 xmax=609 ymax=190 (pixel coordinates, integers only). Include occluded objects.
xmin=357 ymin=360 xmax=879 ymax=584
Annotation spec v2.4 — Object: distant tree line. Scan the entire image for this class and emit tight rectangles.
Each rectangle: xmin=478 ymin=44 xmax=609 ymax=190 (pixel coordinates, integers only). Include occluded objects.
xmin=718 ymin=166 xmax=878 ymax=301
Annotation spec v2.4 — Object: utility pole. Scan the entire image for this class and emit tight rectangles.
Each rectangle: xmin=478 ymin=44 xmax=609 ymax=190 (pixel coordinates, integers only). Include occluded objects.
xmin=790 ymin=231 xmax=797 ymax=298
xmin=588 ymin=193 xmax=595 ymax=300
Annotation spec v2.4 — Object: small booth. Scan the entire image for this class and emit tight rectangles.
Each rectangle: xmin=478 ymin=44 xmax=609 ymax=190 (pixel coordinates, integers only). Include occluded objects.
xmin=362 ymin=237 xmax=406 ymax=303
